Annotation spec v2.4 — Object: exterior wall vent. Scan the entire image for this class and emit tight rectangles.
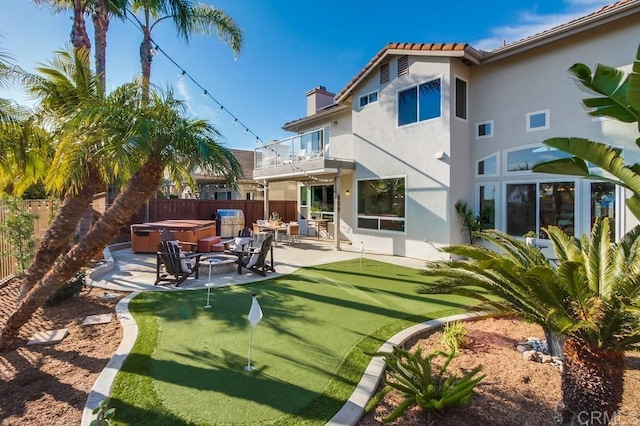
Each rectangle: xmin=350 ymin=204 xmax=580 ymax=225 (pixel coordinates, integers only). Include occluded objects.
xmin=397 ymin=55 xmax=409 ymax=77
xmin=380 ymin=63 xmax=390 ymax=84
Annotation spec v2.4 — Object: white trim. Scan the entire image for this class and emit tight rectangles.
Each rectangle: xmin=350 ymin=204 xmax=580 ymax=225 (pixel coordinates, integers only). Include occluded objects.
xmin=526 ymin=109 xmax=550 ymax=132
xmin=355 ymin=174 xmax=407 ymax=234
xmin=475 ymin=153 xmax=500 ymax=178
xmin=475 ymin=119 xmax=494 ymax=139
xmin=396 ymin=75 xmax=443 ymax=128
xmin=453 ymin=75 xmax=468 ymax=122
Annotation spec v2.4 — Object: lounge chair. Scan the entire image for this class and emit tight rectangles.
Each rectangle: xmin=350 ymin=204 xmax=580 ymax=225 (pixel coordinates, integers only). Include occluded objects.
xmin=239 ymin=234 xmax=275 ymax=276
xmin=155 ymin=240 xmax=202 ymax=286
xmin=286 ymin=221 xmax=300 ymax=245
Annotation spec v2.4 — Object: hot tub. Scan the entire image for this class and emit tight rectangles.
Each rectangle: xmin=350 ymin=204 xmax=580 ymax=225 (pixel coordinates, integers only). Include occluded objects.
xmin=130 ymin=219 xmax=216 ymax=253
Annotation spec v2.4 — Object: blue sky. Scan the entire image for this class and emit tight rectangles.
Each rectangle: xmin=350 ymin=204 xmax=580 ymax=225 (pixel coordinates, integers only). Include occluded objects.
xmin=1 ymin=0 xmax=614 ymax=151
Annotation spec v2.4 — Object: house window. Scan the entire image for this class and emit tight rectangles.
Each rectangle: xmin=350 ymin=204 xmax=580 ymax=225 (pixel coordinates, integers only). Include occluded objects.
xmin=476 ymin=154 xmax=498 ymax=176
xmin=476 ymin=120 xmax=493 ymax=139
xmin=526 ymin=109 xmax=550 ymax=131
xmin=506 ymin=145 xmax=571 ymax=173
xmin=357 ymin=177 xmax=405 ymax=232
xmin=398 ymin=55 xmax=408 ymax=77
xmin=380 ymin=63 xmax=390 ymax=84
xmin=359 ymin=91 xmax=378 ymax=109
xmin=506 ymin=181 xmax=575 ymax=238
xmin=455 ymin=77 xmax=467 ymax=120
xmin=397 ymin=77 xmax=441 ymax=126
xmin=478 ymin=184 xmax=496 ymax=229
xmin=591 ymin=182 xmax=616 ymax=241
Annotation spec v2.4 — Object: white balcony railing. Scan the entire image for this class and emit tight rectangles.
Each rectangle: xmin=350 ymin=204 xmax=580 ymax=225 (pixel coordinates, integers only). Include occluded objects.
xmin=255 ymin=127 xmax=329 ymax=170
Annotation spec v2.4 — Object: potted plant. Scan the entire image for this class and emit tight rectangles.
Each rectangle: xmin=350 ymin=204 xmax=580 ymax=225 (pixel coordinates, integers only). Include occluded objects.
xmin=523 ymin=230 xmax=537 ymax=246
xmin=269 ymin=211 xmax=282 ymax=227
xmin=309 ymin=206 xmax=321 ymax=219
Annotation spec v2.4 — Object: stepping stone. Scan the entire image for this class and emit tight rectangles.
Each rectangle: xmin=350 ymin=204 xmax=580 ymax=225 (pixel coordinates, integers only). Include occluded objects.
xmin=101 ymin=292 xmax=119 ymax=299
xmin=82 ymin=313 xmax=113 ymax=326
xmin=27 ymin=328 xmax=69 ymax=346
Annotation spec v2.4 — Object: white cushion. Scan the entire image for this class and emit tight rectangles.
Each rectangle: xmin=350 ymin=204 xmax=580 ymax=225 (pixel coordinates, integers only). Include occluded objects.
xmin=246 ymin=249 xmax=261 ymax=268
xmin=178 ymin=251 xmax=191 ymax=272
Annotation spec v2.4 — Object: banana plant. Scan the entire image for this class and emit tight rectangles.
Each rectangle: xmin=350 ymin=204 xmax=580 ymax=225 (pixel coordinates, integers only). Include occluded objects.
xmin=532 ymin=43 xmax=640 ymax=219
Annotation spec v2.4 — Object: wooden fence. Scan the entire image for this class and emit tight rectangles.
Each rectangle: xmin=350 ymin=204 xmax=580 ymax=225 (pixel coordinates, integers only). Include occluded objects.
xmin=0 ymin=199 xmax=57 ymax=282
xmin=147 ymin=199 xmax=298 ymax=225
xmin=0 ymin=198 xmax=297 ymax=282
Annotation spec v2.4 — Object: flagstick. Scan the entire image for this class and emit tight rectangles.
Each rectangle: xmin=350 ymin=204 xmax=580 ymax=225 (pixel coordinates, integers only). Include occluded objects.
xmin=360 ymin=242 xmax=364 ymax=270
xmin=245 ymin=326 xmax=255 ymax=371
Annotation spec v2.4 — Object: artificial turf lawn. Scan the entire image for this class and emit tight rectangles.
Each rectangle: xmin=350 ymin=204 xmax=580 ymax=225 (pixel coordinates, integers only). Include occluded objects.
xmin=109 ymin=258 xmax=474 ymax=425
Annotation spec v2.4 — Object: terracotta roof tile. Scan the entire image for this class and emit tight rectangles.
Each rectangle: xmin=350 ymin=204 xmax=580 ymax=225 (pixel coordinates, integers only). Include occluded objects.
xmin=335 ymin=42 xmax=469 ymax=101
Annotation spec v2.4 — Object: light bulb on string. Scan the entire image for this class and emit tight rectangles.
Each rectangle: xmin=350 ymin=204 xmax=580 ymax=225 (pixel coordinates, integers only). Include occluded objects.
xmin=178 ymin=70 xmax=186 ymax=80
xmin=243 ymin=128 xmax=249 ymax=135
xmin=201 ymin=90 xmax=208 ymax=98
xmin=217 ymin=105 xmax=224 ymax=113
xmin=232 ymin=118 xmax=238 ymax=126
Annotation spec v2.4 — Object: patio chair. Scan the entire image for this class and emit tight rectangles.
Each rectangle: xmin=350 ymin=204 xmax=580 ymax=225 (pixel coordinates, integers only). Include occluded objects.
xmin=155 ymin=240 xmax=202 ymax=286
xmin=240 ymin=233 xmax=275 ymax=276
xmin=286 ymin=221 xmax=300 ymax=245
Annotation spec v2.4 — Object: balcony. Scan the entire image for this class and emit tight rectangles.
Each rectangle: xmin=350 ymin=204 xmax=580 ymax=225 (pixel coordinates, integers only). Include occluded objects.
xmin=254 ymin=128 xmax=354 ymax=181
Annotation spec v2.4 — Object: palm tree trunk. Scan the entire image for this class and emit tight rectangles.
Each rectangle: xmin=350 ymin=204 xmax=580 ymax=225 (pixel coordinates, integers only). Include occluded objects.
xmin=92 ymin=0 xmax=109 ymax=96
xmin=560 ymin=338 xmax=625 ymax=425
xmin=0 ymin=160 xmax=164 ymax=349
xmin=71 ymin=0 xmax=91 ymax=51
xmin=17 ymin=165 xmax=103 ymax=301
xmin=139 ymin=10 xmax=152 ymax=105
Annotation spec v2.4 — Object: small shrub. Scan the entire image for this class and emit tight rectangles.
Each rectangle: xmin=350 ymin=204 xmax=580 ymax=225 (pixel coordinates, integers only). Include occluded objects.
xmin=0 ymin=195 xmax=39 ymax=274
xmin=91 ymin=398 xmax=115 ymax=426
xmin=442 ymin=321 xmax=469 ymax=353
xmin=374 ymin=346 xmax=484 ymax=423
xmin=45 ymin=269 xmax=86 ymax=306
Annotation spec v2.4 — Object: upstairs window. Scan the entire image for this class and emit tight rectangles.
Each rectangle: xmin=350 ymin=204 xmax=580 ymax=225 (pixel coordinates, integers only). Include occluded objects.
xmin=397 ymin=55 xmax=408 ymax=77
xmin=359 ymin=91 xmax=378 ymax=109
xmin=476 ymin=120 xmax=494 ymax=139
xmin=526 ymin=109 xmax=550 ymax=131
xmin=380 ymin=63 xmax=390 ymax=84
xmin=397 ymin=77 xmax=441 ymax=126
xmin=454 ymin=77 xmax=467 ymax=120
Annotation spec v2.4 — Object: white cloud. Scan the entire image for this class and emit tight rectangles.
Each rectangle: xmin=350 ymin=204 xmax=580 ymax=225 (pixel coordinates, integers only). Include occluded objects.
xmin=473 ymin=1 xmax=612 ymax=51
xmin=176 ymin=78 xmax=192 ymax=104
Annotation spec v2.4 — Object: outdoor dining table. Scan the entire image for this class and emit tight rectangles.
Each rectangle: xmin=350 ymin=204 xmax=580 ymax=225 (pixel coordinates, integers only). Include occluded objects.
xmin=257 ymin=223 xmax=288 ymax=246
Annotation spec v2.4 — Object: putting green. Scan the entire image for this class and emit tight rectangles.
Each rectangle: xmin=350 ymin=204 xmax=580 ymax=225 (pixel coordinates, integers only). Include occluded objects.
xmin=111 ymin=259 xmax=473 ymax=425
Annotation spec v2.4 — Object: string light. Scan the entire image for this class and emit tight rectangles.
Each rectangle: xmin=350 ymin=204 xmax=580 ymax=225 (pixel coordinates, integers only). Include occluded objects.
xmin=113 ymin=3 xmax=333 ymax=183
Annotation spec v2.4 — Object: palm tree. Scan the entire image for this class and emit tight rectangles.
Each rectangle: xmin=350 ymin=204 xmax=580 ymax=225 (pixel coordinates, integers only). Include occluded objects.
xmin=0 ymin=81 xmax=242 ymax=348
xmin=421 ymin=220 xmax=640 ymax=424
xmin=128 ymin=0 xmax=243 ymax=99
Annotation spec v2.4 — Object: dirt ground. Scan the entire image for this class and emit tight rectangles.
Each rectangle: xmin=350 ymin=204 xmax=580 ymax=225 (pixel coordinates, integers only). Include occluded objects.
xmin=359 ymin=317 xmax=640 ymax=426
xmin=0 ymin=282 xmax=638 ymax=425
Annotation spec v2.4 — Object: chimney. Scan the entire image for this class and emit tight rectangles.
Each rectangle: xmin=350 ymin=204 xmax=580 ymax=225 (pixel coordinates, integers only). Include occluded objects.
xmin=305 ymin=86 xmax=335 ymax=116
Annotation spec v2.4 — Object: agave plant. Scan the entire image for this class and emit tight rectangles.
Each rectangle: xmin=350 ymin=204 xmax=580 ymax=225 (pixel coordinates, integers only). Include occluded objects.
xmin=421 ymin=218 xmax=640 ymax=424
xmin=374 ymin=346 xmax=484 ymax=424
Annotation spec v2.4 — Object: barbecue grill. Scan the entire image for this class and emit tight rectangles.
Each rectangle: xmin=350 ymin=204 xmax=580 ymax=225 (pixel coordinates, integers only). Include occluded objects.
xmin=216 ymin=209 xmax=245 ymax=238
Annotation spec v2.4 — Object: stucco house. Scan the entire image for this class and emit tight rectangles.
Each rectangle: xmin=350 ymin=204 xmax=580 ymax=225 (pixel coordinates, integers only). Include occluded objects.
xmin=254 ymin=0 xmax=640 ymax=260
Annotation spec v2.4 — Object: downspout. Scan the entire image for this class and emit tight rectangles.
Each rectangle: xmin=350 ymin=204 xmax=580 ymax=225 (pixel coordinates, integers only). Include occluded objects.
xmin=334 ymin=172 xmax=341 ymax=251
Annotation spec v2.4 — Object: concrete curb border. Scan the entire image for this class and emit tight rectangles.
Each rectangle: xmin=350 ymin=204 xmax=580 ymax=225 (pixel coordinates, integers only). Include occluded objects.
xmin=326 ymin=311 xmax=489 ymax=426
xmin=81 ymin=291 xmax=141 ymax=425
